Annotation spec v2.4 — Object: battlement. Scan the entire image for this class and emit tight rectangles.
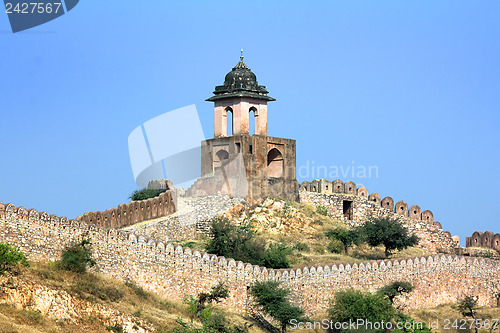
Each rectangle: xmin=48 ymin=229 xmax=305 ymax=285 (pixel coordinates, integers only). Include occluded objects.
xmin=75 ymin=190 xmax=176 ymax=229
xmin=466 ymin=231 xmax=500 ymax=252
xmin=1 ymin=200 xmax=499 ymax=315
xmin=302 ymin=179 xmax=435 ymax=221
xmin=299 ymin=179 xmax=457 ymax=252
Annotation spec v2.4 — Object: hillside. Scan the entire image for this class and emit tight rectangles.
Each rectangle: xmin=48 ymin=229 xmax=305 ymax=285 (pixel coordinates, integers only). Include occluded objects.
xmin=173 ymin=197 xmax=433 ymax=268
xmin=1 ymin=261 xmax=499 ymax=333
xmin=0 ymin=262 xmax=267 ymax=333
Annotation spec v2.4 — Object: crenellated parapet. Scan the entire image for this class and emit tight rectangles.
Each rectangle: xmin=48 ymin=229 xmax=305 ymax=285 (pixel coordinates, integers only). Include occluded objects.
xmin=466 ymin=231 xmax=500 ymax=252
xmin=299 ymin=179 xmax=457 ymax=252
xmin=75 ymin=190 xmax=176 ymax=229
xmin=1 ymin=201 xmax=499 ymax=315
xmin=301 ymin=179 xmax=436 ymax=223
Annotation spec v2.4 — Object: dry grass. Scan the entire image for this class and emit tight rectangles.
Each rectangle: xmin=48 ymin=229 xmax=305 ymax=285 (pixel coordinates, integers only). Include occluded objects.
xmin=409 ymin=303 xmax=500 ymax=332
xmin=165 ymin=199 xmax=430 ymax=270
xmin=0 ymin=262 xmax=267 ymax=333
xmin=251 ymin=200 xmax=432 ymax=268
xmin=0 ymin=302 xmax=113 ymax=333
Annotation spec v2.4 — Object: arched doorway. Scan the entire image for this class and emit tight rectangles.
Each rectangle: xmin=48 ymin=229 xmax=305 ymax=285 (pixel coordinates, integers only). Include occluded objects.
xmin=267 ymin=148 xmax=283 ymax=178
xmin=214 ymin=149 xmax=229 ymax=170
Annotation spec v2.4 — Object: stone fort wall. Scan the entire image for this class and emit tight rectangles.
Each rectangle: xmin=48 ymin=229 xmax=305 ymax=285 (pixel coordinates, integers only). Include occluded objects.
xmin=75 ymin=190 xmax=176 ymax=229
xmin=300 ymin=179 xmax=458 ymax=253
xmin=1 ymin=201 xmax=499 ymax=316
xmin=467 ymin=231 xmax=500 ymax=251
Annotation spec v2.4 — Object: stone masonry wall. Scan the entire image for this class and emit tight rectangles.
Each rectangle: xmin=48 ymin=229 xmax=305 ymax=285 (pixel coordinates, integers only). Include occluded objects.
xmin=300 ymin=180 xmax=458 ymax=253
xmin=75 ymin=190 xmax=176 ymax=229
xmin=467 ymin=231 xmax=500 ymax=252
xmin=1 ymin=201 xmax=499 ymax=316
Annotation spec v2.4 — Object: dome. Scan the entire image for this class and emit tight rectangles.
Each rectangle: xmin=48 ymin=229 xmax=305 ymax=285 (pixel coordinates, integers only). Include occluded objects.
xmin=206 ymin=57 xmax=275 ymax=102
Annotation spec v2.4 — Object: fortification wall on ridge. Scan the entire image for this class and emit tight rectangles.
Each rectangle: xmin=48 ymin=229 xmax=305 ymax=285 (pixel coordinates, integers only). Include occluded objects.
xmin=75 ymin=191 xmax=176 ymax=229
xmin=467 ymin=231 xmax=500 ymax=252
xmin=1 ymin=201 xmax=499 ymax=315
xmin=299 ymin=180 xmax=458 ymax=253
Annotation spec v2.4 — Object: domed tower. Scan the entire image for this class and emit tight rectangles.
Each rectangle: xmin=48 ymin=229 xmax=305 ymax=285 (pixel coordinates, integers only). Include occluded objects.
xmin=193 ymin=55 xmax=299 ymax=201
xmin=206 ymin=56 xmax=275 ymax=137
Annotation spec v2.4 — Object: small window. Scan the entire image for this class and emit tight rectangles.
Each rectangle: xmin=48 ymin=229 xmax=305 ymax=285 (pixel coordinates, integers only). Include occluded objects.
xmin=249 ymin=144 xmax=253 ymax=154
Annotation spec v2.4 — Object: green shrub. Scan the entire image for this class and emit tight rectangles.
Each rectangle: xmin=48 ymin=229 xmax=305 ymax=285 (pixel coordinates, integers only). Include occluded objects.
xmin=283 ymin=201 xmax=292 ymax=215
xmin=263 ymin=243 xmax=292 ymax=269
xmin=0 ymin=242 xmax=29 ymax=274
xmin=175 ymin=282 xmax=249 ymax=333
xmin=378 ymin=281 xmax=414 ymax=304
xmin=206 ymin=217 xmax=293 ymax=269
xmin=327 ymin=239 xmax=343 ymax=254
xmin=357 ymin=217 xmax=418 ymax=257
xmin=293 ymin=242 xmax=310 ymax=252
xmin=59 ymin=238 xmax=96 ymax=273
xmin=315 ymin=246 xmax=326 ymax=254
xmin=129 ymin=188 xmax=164 ymax=201
xmin=328 ymin=289 xmax=394 ymax=332
xmin=180 ymin=241 xmax=196 ymax=249
xmin=206 ymin=217 xmax=266 ymax=266
xmin=23 ymin=309 xmax=43 ymax=324
xmin=316 ymin=205 xmax=328 ymax=216
xmin=392 ymin=313 xmax=433 ymax=333
xmin=456 ymin=295 xmax=478 ymax=318
xmin=191 ymin=281 xmax=229 ymax=318
xmin=326 ymin=228 xmax=360 ymax=253
xmin=250 ymin=280 xmax=305 ymax=332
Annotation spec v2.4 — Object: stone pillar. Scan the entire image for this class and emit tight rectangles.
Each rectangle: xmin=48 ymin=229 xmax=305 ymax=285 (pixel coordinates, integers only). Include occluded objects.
xmin=232 ymin=102 xmax=242 ymax=135
xmin=256 ymin=103 xmax=267 ymax=136
xmin=214 ymin=104 xmax=226 ymax=137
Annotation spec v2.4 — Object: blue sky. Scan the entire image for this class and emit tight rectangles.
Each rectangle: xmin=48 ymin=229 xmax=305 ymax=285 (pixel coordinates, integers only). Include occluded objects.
xmin=1 ymin=1 xmax=499 ymax=244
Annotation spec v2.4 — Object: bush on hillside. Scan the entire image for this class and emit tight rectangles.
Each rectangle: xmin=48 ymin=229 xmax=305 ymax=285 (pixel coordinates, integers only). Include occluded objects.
xmin=176 ymin=282 xmax=250 ymax=333
xmin=357 ymin=217 xmax=419 ymax=257
xmin=206 ymin=217 xmax=266 ymax=266
xmin=326 ymin=228 xmax=360 ymax=254
xmin=206 ymin=217 xmax=291 ymax=269
xmin=0 ymin=243 xmax=29 ymax=274
xmin=129 ymin=188 xmax=164 ymax=201
xmin=327 ymin=239 xmax=343 ymax=254
xmin=328 ymin=289 xmax=394 ymax=332
xmin=378 ymin=281 xmax=415 ymax=304
xmin=316 ymin=205 xmax=328 ymax=216
xmin=250 ymin=280 xmax=305 ymax=333
xmin=263 ymin=243 xmax=292 ymax=269
xmin=328 ymin=286 xmax=431 ymax=333
xmin=456 ymin=295 xmax=478 ymax=319
xmin=59 ymin=238 xmax=96 ymax=273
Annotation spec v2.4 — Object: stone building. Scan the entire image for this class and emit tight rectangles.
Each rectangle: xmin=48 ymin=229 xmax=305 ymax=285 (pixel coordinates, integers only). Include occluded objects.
xmin=186 ymin=56 xmax=299 ymax=201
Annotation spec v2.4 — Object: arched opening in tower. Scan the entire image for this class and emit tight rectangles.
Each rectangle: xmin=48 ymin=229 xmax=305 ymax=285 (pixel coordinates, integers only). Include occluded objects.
xmin=226 ymin=108 xmax=233 ymax=136
xmin=267 ymin=148 xmax=284 ymax=178
xmin=214 ymin=149 xmax=229 ymax=171
xmin=249 ymin=107 xmax=257 ymax=135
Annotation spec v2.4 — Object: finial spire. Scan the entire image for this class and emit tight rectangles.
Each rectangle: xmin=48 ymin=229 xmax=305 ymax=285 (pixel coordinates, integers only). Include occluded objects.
xmin=240 ymin=48 xmax=244 ymax=61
